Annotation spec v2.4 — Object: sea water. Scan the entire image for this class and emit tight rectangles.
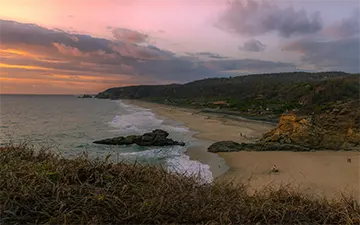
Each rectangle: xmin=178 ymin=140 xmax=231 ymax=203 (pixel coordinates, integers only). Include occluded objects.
xmin=0 ymin=95 xmax=212 ymax=182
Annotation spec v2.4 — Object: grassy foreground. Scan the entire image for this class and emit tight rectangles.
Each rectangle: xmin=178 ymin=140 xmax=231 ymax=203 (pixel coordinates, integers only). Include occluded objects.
xmin=1 ymin=145 xmax=359 ymax=224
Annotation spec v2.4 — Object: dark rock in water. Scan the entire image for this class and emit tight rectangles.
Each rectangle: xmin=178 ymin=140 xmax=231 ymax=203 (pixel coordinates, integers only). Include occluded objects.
xmin=93 ymin=129 xmax=185 ymax=147
xmin=153 ymin=129 xmax=169 ymax=138
xmin=123 ymin=135 xmax=139 ymax=145
xmin=93 ymin=137 xmax=124 ymax=145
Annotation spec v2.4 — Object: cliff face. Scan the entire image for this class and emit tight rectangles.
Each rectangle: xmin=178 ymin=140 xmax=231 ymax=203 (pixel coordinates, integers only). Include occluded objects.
xmin=261 ymin=114 xmax=323 ymax=149
xmin=208 ymin=100 xmax=360 ymax=153
xmin=262 ymin=114 xmax=311 ymax=143
xmin=260 ymin=100 xmax=360 ymax=150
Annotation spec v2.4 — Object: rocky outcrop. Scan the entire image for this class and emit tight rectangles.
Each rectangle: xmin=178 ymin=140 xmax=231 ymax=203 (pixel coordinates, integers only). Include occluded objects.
xmin=208 ymin=100 xmax=360 ymax=152
xmin=261 ymin=100 xmax=360 ymax=150
xmin=94 ymin=129 xmax=185 ymax=147
xmin=79 ymin=94 xmax=93 ymax=98
xmin=208 ymin=141 xmax=311 ymax=153
xmin=208 ymin=141 xmax=246 ymax=152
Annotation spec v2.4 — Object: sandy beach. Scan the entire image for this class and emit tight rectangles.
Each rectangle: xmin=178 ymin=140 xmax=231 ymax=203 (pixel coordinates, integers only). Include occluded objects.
xmin=126 ymin=100 xmax=360 ymax=200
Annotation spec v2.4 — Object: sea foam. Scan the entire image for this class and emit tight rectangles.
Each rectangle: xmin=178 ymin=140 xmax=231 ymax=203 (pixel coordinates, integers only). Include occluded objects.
xmin=109 ymin=100 xmax=213 ymax=183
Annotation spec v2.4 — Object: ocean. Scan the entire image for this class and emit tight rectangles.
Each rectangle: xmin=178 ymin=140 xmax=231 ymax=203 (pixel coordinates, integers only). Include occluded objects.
xmin=0 ymin=95 xmax=212 ymax=182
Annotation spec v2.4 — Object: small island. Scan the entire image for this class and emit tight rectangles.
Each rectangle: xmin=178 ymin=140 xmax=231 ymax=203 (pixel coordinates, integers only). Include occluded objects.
xmin=78 ymin=94 xmax=93 ymax=98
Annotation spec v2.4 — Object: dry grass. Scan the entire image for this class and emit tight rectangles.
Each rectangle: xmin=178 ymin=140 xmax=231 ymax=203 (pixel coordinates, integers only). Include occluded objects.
xmin=1 ymin=144 xmax=359 ymax=224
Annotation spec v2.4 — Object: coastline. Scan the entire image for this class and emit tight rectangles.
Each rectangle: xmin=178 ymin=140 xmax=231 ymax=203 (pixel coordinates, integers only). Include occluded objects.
xmin=123 ymin=99 xmax=275 ymax=178
xmin=124 ymin=99 xmax=360 ymax=200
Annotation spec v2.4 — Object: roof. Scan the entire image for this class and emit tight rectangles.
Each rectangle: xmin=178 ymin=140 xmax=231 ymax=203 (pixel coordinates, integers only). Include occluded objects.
xmin=212 ymin=101 xmax=228 ymax=105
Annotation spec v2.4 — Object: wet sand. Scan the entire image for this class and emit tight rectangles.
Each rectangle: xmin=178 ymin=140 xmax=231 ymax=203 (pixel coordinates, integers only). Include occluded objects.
xmin=126 ymin=100 xmax=360 ymax=200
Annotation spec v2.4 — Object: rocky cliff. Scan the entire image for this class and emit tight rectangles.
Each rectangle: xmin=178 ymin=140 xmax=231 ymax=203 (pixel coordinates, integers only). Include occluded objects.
xmin=209 ymin=100 xmax=360 ymax=152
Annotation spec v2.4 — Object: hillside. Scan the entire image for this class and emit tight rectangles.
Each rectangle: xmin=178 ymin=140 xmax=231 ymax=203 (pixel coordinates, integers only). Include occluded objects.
xmin=209 ymin=100 xmax=360 ymax=152
xmin=96 ymin=72 xmax=359 ymax=118
xmin=261 ymin=100 xmax=360 ymax=150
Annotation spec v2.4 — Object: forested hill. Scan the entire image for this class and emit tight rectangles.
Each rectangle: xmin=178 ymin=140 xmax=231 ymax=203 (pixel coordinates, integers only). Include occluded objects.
xmin=96 ymin=72 xmax=359 ymax=116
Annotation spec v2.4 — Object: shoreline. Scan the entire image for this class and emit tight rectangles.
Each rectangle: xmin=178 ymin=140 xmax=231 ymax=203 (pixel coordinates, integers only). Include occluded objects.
xmin=123 ymin=99 xmax=275 ymax=179
xmin=124 ymin=99 xmax=360 ymax=200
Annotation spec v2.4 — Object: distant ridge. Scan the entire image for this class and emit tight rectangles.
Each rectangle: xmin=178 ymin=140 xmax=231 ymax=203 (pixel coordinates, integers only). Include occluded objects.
xmin=96 ymin=71 xmax=359 ymax=117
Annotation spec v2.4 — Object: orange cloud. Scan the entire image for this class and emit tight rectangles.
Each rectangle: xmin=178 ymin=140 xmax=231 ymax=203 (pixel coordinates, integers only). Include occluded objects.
xmin=0 ymin=48 xmax=68 ymax=63
xmin=38 ymin=58 xmax=69 ymax=63
xmin=1 ymin=19 xmax=274 ymax=94
xmin=51 ymin=74 xmax=108 ymax=81
xmin=0 ymin=63 xmax=53 ymax=70
xmin=0 ymin=73 xmax=139 ymax=94
xmin=0 ymin=49 xmax=38 ymax=57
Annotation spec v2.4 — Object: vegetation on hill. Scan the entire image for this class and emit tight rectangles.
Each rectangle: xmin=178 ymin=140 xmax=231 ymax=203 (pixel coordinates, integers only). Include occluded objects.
xmin=1 ymin=144 xmax=359 ymax=224
xmin=209 ymin=100 xmax=360 ymax=152
xmin=96 ymin=72 xmax=359 ymax=118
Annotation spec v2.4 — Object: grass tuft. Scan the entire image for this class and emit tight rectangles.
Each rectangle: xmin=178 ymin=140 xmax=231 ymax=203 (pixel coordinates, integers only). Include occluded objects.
xmin=0 ymin=144 xmax=359 ymax=224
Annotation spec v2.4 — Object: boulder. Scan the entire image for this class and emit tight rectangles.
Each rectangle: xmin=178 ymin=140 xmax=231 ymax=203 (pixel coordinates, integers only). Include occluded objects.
xmin=93 ymin=129 xmax=185 ymax=147
xmin=208 ymin=141 xmax=248 ymax=153
xmin=93 ymin=137 xmax=124 ymax=145
xmin=152 ymin=129 xmax=169 ymax=138
xmin=123 ymin=135 xmax=139 ymax=145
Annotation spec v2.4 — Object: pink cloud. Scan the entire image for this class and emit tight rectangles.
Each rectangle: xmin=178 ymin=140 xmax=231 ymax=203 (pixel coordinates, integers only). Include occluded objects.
xmin=112 ymin=28 xmax=149 ymax=43
xmin=53 ymin=43 xmax=86 ymax=57
xmin=110 ymin=43 xmax=171 ymax=60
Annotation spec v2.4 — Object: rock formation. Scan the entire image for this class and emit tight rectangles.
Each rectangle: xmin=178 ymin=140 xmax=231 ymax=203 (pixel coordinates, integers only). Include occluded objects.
xmin=78 ymin=94 xmax=93 ymax=98
xmin=94 ymin=129 xmax=185 ymax=147
xmin=208 ymin=100 xmax=360 ymax=152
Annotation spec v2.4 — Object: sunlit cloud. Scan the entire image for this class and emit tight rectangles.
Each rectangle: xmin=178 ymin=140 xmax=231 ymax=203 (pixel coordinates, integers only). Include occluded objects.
xmin=0 ymin=68 xmax=148 ymax=94
xmin=0 ymin=63 xmax=53 ymax=70
xmin=0 ymin=0 xmax=358 ymax=94
xmin=0 ymin=49 xmax=38 ymax=57
xmin=0 ymin=18 xmax=298 ymax=95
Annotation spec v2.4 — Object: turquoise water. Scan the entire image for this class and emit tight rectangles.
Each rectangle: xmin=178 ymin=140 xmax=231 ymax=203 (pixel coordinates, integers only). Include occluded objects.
xmin=0 ymin=95 xmax=212 ymax=181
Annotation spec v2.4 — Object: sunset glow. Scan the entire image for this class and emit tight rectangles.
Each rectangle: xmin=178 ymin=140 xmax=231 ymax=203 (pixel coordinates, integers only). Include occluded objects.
xmin=0 ymin=63 xmax=53 ymax=71
xmin=0 ymin=0 xmax=359 ymax=94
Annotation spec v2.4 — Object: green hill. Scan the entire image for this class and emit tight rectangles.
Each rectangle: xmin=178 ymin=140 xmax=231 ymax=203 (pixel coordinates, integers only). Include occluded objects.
xmin=96 ymin=72 xmax=359 ymax=117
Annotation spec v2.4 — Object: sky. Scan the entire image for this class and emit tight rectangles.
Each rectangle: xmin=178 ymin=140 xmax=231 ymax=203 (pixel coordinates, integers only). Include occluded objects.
xmin=0 ymin=0 xmax=359 ymax=94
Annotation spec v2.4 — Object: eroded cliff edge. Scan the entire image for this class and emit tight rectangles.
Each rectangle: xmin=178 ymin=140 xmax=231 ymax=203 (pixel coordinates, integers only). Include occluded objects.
xmin=209 ymin=100 xmax=360 ymax=152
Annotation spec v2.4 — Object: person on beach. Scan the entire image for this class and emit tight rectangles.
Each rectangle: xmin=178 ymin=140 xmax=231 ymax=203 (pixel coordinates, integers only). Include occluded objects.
xmin=271 ymin=164 xmax=279 ymax=173
xmin=347 ymin=157 xmax=351 ymax=163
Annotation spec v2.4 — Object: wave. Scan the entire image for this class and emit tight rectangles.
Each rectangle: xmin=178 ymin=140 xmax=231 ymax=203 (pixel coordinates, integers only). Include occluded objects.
xmin=109 ymin=100 xmax=189 ymax=134
xmin=109 ymin=111 xmax=163 ymax=134
xmin=166 ymin=154 xmax=213 ymax=183
xmin=108 ymin=100 xmax=212 ymax=183
xmin=116 ymin=146 xmax=213 ymax=183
